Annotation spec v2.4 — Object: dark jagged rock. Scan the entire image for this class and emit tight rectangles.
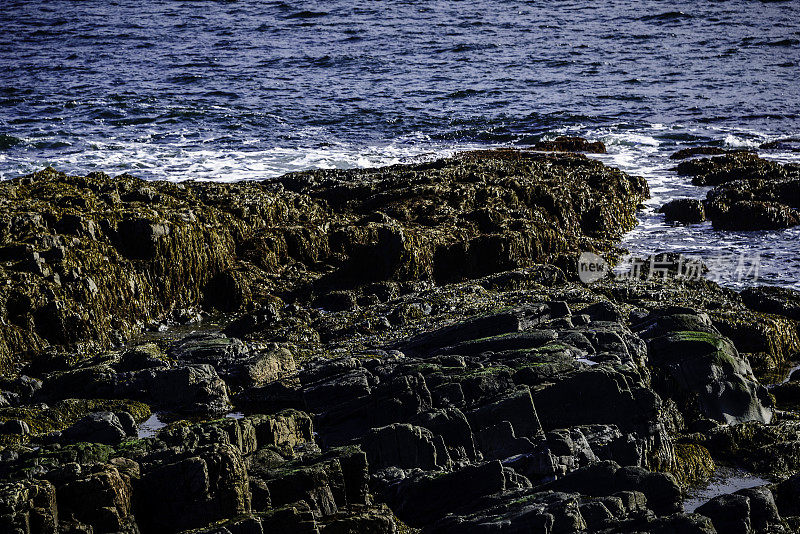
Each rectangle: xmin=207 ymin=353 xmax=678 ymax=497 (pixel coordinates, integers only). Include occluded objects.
xmin=134 ymin=444 xmax=251 ymax=532
xmin=711 ymin=200 xmax=799 ymax=230
xmin=30 ymin=351 xmax=232 ymax=416
xmin=673 ymin=152 xmax=800 ymax=230
xmin=0 ymin=279 xmax=795 ymax=533
xmin=361 ymin=423 xmax=449 ymax=471
xmin=690 ymin=484 xmax=790 ymax=534
xmin=670 ymin=146 xmax=742 ymax=160
xmin=429 ymin=490 xmax=587 ymax=533
xmin=659 ymin=198 xmax=707 ymax=224
xmin=544 ymin=461 xmax=682 ymax=516
xmin=384 ymin=460 xmax=509 ymax=526
xmin=466 ymin=386 xmax=543 ymax=440
xmin=532 ymin=135 xmax=607 ymax=153
xmin=676 ymin=152 xmax=789 ymax=186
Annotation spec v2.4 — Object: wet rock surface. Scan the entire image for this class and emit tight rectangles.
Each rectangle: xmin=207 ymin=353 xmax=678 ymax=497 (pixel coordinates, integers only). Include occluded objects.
xmin=668 ymin=152 xmax=800 ymax=230
xmin=0 ymin=151 xmax=647 ymax=374
xmin=531 ymin=136 xmax=607 ymax=154
xmin=1 ymin=154 xmax=800 ymax=533
xmin=659 ymin=198 xmax=707 ymax=224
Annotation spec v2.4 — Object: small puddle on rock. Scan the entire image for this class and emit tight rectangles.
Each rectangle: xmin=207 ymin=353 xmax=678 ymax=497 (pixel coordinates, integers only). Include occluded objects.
xmin=138 ymin=411 xmax=245 ymax=438
xmin=683 ymin=466 xmax=769 ymax=513
xmin=778 ymin=363 xmax=800 ymax=386
xmin=138 ymin=413 xmax=169 ymax=438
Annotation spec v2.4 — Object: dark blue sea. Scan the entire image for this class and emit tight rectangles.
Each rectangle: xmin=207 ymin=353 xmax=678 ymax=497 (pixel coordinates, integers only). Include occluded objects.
xmin=2 ymin=0 xmax=799 ymax=287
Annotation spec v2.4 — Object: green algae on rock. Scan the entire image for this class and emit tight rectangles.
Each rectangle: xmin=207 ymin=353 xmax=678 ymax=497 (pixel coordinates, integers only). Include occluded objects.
xmin=0 ymin=152 xmax=648 ymax=372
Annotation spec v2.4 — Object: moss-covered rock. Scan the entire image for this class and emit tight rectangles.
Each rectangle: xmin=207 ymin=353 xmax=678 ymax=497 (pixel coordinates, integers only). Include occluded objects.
xmin=0 ymin=398 xmax=150 ymax=443
xmin=672 ymin=442 xmax=715 ymax=486
xmin=0 ymin=153 xmax=648 ymax=372
xmin=648 ymin=330 xmax=773 ymax=425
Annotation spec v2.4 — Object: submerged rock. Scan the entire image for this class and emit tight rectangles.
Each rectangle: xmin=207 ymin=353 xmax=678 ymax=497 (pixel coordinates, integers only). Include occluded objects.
xmin=760 ymin=137 xmax=800 ymax=152
xmin=669 ymin=146 xmax=741 ymax=160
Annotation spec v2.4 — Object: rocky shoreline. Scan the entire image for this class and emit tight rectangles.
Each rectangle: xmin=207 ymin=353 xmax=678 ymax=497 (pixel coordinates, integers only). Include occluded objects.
xmin=661 ymin=150 xmax=800 ymax=231
xmin=2 ymin=148 xmax=800 ymax=533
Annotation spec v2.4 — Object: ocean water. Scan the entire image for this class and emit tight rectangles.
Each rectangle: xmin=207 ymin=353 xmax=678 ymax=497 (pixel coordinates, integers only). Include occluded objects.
xmin=2 ymin=0 xmax=799 ymax=286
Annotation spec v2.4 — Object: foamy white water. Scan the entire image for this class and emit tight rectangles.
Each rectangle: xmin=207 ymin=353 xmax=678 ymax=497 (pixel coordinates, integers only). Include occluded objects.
xmin=577 ymin=124 xmax=800 ymax=291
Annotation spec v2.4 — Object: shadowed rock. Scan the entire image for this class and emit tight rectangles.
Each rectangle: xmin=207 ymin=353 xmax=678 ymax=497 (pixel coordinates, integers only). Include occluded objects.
xmin=660 ymin=198 xmax=706 ymax=224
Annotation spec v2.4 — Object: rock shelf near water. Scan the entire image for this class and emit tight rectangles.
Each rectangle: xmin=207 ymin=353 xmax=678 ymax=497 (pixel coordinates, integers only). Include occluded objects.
xmin=661 ymin=151 xmax=800 ymax=231
xmin=1 ymin=149 xmax=800 ymax=533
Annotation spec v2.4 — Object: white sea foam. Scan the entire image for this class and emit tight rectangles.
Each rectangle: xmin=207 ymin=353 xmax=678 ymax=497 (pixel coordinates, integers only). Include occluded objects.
xmin=723 ymin=134 xmax=762 ymax=148
xmin=0 ymin=139 xmax=473 ymax=182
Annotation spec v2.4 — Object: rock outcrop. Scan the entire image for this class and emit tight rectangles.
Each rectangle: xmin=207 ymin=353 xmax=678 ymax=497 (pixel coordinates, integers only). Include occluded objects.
xmin=0 ymin=152 xmax=647 ymax=373
xmin=1 ymin=154 xmax=800 ymax=533
xmin=672 ymin=152 xmax=800 ymax=230
xmin=659 ymin=198 xmax=706 ymax=224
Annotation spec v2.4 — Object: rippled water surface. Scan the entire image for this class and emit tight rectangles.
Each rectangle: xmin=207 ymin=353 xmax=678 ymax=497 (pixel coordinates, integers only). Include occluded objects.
xmin=2 ymin=0 xmax=799 ymax=286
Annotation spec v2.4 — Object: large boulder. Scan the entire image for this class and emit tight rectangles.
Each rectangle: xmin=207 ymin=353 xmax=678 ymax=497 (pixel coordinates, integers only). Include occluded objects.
xmin=385 ymin=461 xmax=508 ymax=527
xmin=361 ymin=423 xmax=449 ymax=471
xmin=119 ymin=364 xmax=232 ymax=415
xmin=57 ymin=462 xmax=138 ymax=533
xmin=59 ymin=411 xmax=132 ymax=445
xmin=648 ymin=331 xmax=773 ymax=424
xmin=134 ymin=444 xmax=250 ymax=533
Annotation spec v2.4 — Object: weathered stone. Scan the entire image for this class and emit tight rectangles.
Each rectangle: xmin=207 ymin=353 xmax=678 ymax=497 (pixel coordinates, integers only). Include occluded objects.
xmin=387 ymin=461 xmax=507 ymax=526
xmin=361 ymin=423 xmax=448 ymax=471
xmin=648 ymin=331 xmax=773 ymax=424
xmin=134 ymin=444 xmax=250 ymax=533
xmin=57 ymin=463 xmax=137 ymax=532
xmin=533 ymin=136 xmax=607 ymax=153
xmin=711 ymin=200 xmax=799 ymax=230
xmin=695 ymin=493 xmax=751 ymax=534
